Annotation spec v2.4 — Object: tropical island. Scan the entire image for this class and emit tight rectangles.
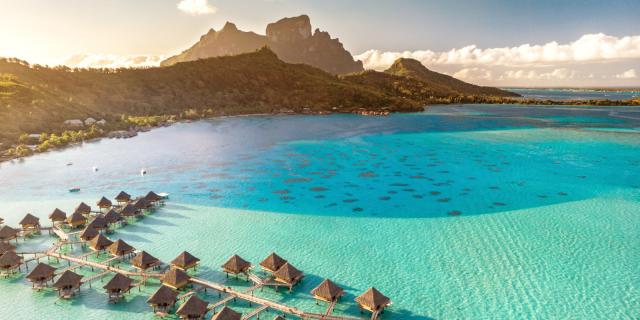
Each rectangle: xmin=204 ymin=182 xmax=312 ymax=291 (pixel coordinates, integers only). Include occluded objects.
xmin=0 ymin=15 xmax=638 ymax=161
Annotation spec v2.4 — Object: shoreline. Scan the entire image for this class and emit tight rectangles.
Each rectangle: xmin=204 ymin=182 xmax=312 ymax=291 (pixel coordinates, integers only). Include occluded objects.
xmin=2 ymin=100 xmax=639 ymax=164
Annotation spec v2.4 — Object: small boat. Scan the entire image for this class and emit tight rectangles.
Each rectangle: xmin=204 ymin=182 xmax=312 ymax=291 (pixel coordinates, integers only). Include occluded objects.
xmin=140 ymin=168 xmax=147 ymax=176
xmin=69 ymin=187 xmax=81 ymax=193
xmin=157 ymin=192 xmax=170 ymax=199
xmin=66 ymin=162 xmax=73 ymax=166
xmin=92 ymin=166 xmax=99 ymax=172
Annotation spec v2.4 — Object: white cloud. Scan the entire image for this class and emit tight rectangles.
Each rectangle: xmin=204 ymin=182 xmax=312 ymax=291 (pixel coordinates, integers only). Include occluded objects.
xmin=63 ymin=54 xmax=165 ymax=69
xmin=355 ymin=33 xmax=640 ymax=70
xmin=499 ymin=68 xmax=578 ymax=80
xmin=177 ymin=0 xmax=217 ymax=16
xmin=452 ymin=68 xmax=493 ymax=81
xmin=615 ymin=69 xmax=637 ymax=79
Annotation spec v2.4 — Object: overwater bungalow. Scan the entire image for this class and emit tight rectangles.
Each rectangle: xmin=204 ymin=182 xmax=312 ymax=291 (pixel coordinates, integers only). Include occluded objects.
xmin=52 ymin=270 xmax=83 ymax=299
xmin=145 ymin=191 xmax=163 ymax=204
xmin=0 ymin=216 xmax=3 ymax=225
xmin=259 ymin=252 xmax=287 ymax=273
xmin=221 ymin=254 xmax=251 ymax=279
xmin=79 ymin=226 xmax=99 ymax=241
xmin=26 ymin=263 xmax=56 ymax=289
xmin=355 ymin=287 xmax=391 ymax=314
xmin=67 ymin=211 xmax=88 ymax=228
xmin=89 ymin=234 xmax=114 ymax=252
xmin=90 ymin=215 xmax=109 ymax=231
xmin=0 ymin=242 xmax=16 ymax=255
xmin=119 ymin=203 xmax=138 ymax=218
xmin=97 ymin=197 xmax=113 ymax=211
xmin=0 ymin=225 xmax=19 ymax=242
xmin=147 ymin=285 xmax=178 ymax=314
xmin=132 ymin=251 xmax=161 ymax=270
xmin=171 ymin=251 xmax=200 ymax=271
xmin=49 ymin=208 xmax=67 ymax=225
xmin=133 ymin=197 xmax=152 ymax=213
xmin=75 ymin=202 xmax=92 ymax=216
xmin=19 ymin=213 xmax=41 ymax=232
xmin=310 ymin=279 xmax=344 ymax=303
xmin=162 ymin=268 xmax=191 ymax=290
xmin=0 ymin=251 xmax=23 ymax=276
xmin=211 ymin=306 xmax=242 ymax=320
xmin=115 ymin=191 xmax=132 ymax=205
xmin=176 ymin=295 xmax=209 ymax=320
xmin=104 ymin=209 xmax=122 ymax=226
xmin=273 ymin=263 xmax=303 ymax=291
xmin=108 ymin=239 xmax=135 ymax=257
xmin=103 ymin=273 xmax=134 ymax=303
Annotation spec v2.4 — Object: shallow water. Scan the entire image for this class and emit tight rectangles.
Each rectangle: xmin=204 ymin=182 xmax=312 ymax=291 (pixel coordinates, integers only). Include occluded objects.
xmin=505 ymin=88 xmax=639 ymax=101
xmin=0 ymin=104 xmax=639 ymax=319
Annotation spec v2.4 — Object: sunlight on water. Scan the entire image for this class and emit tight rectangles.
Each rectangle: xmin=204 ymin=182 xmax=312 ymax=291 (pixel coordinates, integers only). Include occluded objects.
xmin=0 ymin=105 xmax=639 ymax=319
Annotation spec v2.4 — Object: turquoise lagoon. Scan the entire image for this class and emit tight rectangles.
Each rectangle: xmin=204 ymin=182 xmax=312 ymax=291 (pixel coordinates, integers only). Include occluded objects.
xmin=0 ymin=104 xmax=639 ymax=319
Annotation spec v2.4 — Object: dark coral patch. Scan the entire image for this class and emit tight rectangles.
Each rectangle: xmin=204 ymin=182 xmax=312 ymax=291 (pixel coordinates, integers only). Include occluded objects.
xmin=437 ymin=198 xmax=451 ymax=203
xmin=273 ymin=189 xmax=290 ymax=194
xmin=448 ymin=210 xmax=462 ymax=216
xmin=285 ymin=178 xmax=312 ymax=183
xmin=379 ymin=196 xmax=391 ymax=201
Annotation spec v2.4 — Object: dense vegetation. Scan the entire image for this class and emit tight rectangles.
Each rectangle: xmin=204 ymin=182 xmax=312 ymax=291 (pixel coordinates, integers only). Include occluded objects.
xmin=1 ymin=48 xmax=637 ymax=160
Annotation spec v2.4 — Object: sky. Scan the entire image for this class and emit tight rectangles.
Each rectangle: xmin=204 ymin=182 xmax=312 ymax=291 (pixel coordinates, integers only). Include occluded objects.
xmin=0 ymin=0 xmax=639 ymax=87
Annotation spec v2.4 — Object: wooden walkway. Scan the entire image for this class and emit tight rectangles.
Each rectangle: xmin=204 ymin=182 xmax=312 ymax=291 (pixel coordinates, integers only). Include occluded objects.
xmin=190 ymin=278 xmax=358 ymax=320
xmin=16 ymin=199 xmax=375 ymax=320
xmin=243 ymin=305 xmax=268 ymax=319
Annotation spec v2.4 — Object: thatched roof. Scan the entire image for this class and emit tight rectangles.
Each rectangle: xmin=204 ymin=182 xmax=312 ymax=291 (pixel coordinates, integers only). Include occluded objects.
xmin=90 ymin=234 xmax=114 ymax=251
xmin=259 ymin=252 xmax=287 ymax=272
xmin=97 ymin=197 xmax=113 ymax=208
xmin=0 ymin=226 xmax=19 ymax=240
xmin=211 ymin=306 xmax=242 ymax=320
xmin=19 ymin=213 xmax=40 ymax=226
xmin=147 ymin=285 xmax=178 ymax=306
xmin=145 ymin=191 xmax=162 ymax=202
xmin=49 ymin=208 xmax=67 ymax=221
xmin=132 ymin=251 xmax=160 ymax=269
xmin=104 ymin=209 xmax=122 ymax=224
xmin=162 ymin=268 xmax=190 ymax=288
xmin=133 ymin=197 xmax=151 ymax=210
xmin=0 ymin=251 xmax=22 ymax=268
xmin=115 ymin=191 xmax=131 ymax=202
xmin=273 ymin=263 xmax=303 ymax=284
xmin=355 ymin=287 xmax=391 ymax=311
xmin=171 ymin=251 xmax=200 ymax=269
xmin=88 ymin=216 xmax=108 ymax=230
xmin=176 ymin=295 xmax=208 ymax=317
xmin=79 ymin=227 xmax=99 ymax=241
xmin=273 ymin=316 xmax=286 ymax=320
xmin=103 ymin=273 xmax=133 ymax=292
xmin=108 ymin=239 xmax=135 ymax=256
xmin=119 ymin=204 xmax=138 ymax=217
xmin=0 ymin=242 xmax=16 ymax=255
xmin=311 ymin=279 xmax=344 ymax=302
xmin=67 ymin=211 xmax=87 ymax=225
xmin=26 ymin=263 xmax=56 ymax=281
xmin=75 ymin=202 xmax=91 ymax=215
xmin=222 ymin=255 xmax=251 ymax=274
xmin=53 ymin=270 xmax=83 ymax=289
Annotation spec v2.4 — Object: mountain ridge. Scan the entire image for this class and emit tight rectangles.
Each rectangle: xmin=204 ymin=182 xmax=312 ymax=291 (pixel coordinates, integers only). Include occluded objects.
xmin=161 ymin=15 xmax=364 ymax=75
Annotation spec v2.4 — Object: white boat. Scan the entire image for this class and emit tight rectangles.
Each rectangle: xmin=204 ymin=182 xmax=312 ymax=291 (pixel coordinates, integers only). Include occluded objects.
xmin=92 ymin=166 xmax=99 ymax=172
xmin=140 ymin=168 xmax=147 ymax=176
